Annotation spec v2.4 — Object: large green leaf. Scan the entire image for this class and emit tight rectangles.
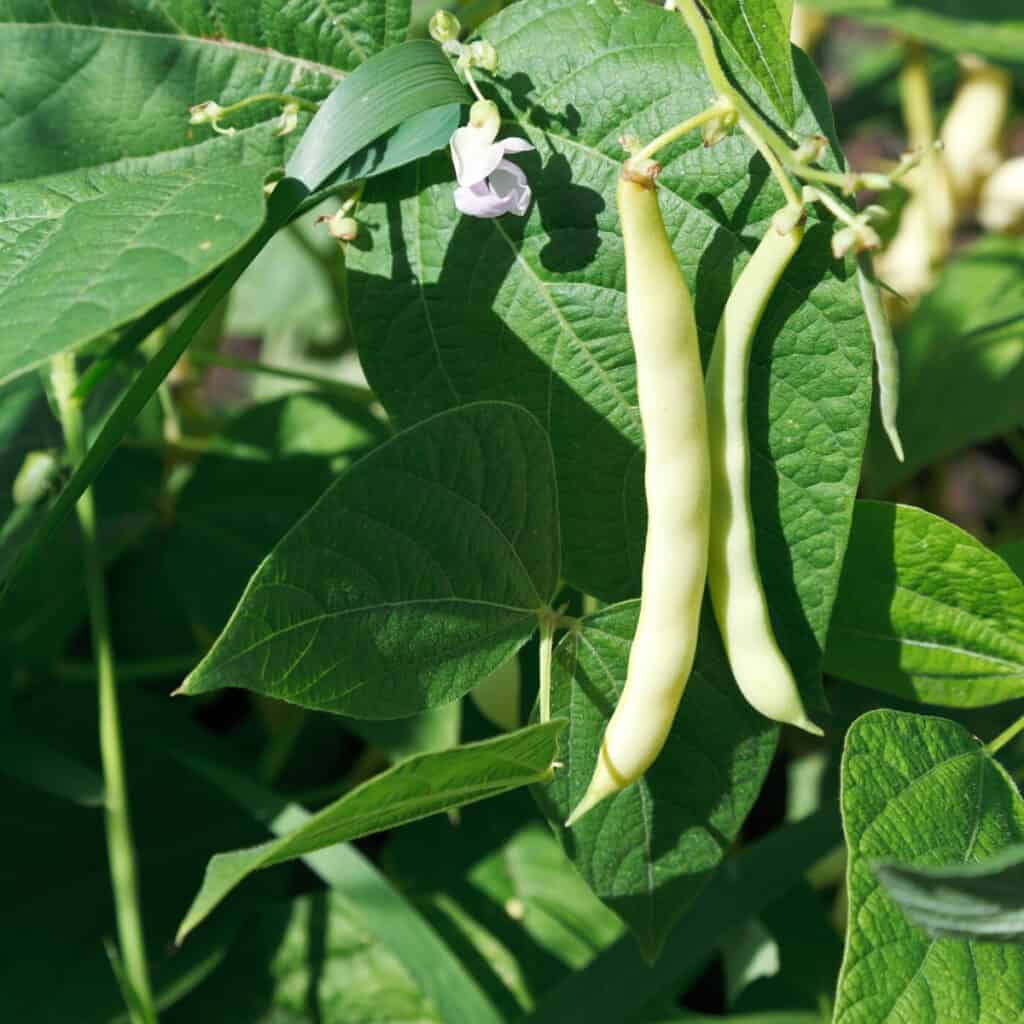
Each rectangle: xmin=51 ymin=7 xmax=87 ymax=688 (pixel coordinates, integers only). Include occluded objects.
xmin=799 ymin=0 xmax=1024 ymax=62
xmin=834 ymin=709 xmax=1024 ymax=1023
xmin=825 ymin=501 xmax=1024 ymax=707
xmin=866 ymin=236 xmax=1024 ymax=492
xmin=178 ymin=402 xmax=560 ymax=717
xmin=875 ymin=842 xmax=1024 ymax=944
xmin=535 ymin=602 xmax=778 ymax=958
xmin=176 ymin=721 xmax=565 ymax=943
xmin=704 ymin=0 xmax=795 ymax=122
xmin=0 ymin=16 xmax=335 ymax=385
xmin=346 ymin=0 xmax=872 ymax=725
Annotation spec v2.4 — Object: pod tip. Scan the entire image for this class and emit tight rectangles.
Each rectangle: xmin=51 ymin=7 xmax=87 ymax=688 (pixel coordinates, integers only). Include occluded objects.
xmin=792 ymin=714 xmax=825 ymax=737
xmin=565 ymin=749 xmax=625 ymax=827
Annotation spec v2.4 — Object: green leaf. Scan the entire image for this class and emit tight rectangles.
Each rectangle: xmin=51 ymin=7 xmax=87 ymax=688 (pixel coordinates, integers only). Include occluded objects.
xmin=346 ymin=0 xmax=872 ymax=724
xmin=164 ymin=392 xmax=383 ymax=640
xmin=704 ymin=0 xmax=796 ymax=122
xmin=526 ymin=808 xmax=841 ymax=1023
xmin=168 ymin=742 xmax=504 ymax=1024
xmin=875 ymin=843 xmax=1024 ymax=944
xmin=175 ymin=721 xmax=565 ymax=944
xmin=866 ymin=235 xmax=1024 ymax=492
xmin=178 ymin=402 xmax=560 ymax=717
xmin=834 ymin=709 xmax=1024 ymax=1023
xmin=8 ymin=0 xmax=411 ymax=74
xmin=825 ymin=501 xmax=1024 ymax=707
xmin=0 ymin=17 xmax=335 ymax=385
xmin=287 ymin=41 xmax=469 ymax=190
xmin=536 ymin=602 xmax=778 ymax=959
xmin=799 ymin=0 xmax=1024 ymax=62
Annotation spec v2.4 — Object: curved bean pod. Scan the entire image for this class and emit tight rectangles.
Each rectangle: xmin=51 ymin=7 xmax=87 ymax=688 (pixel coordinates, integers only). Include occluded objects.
xmin=705 ymin=211 xmax=822 ymax=735
xmin=567 ymin=163 xmax=710 ymax=826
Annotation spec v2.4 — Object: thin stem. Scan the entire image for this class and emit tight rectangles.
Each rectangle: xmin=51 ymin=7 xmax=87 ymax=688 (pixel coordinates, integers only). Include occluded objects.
xmin=634 ymin=103 xmax=726 ymax=162
xmin=188 ymin=351 xmax=378 ymax=407
xmin=462 ymin=65 xmax=486 ymax=103
xmin=674 ymin=0 xmax=801 ymax=207
xmin=51 ymin=354 xmax=156 ymax=1024
xmin=987 ymin=712 xmax=1024 ymax=756
xmin=219 ymin=92 xmax=319 ymax=117
xmin=538 ymin=611 xmax=555 ymax=723
xmin=802 ymin=185 xmax=861 ymax=228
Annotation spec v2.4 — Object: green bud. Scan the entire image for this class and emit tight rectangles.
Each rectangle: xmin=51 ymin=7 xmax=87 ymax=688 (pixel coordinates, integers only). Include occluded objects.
xmin=429 ymin=9 xmax=461 ymax=44
xmin=468 ymin=39 xmax=498 ymax=73
xmin=469 ymin=99 xmax=501 ymax=135
xmin=13 ymin=450 xmax=58 ymax=507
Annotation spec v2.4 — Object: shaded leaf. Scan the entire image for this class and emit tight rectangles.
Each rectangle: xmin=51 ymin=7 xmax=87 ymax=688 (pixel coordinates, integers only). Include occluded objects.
xmin=536 ymin=602 xmax=777 ymax=959
xmin=176 ymin=721 xmax=564 ymax=943
xmin=826 ymin=501 xmax=1024 ymax=707
xmin=875 ymin=843 xmax=1024 ymax=943
xmin=834 ymin=709 xmax=1024 ymax=1023
xmin=179 ymin=402 xmax=560 ymax=718
xmin=866 ymin=236 xmax=1024 ymax=492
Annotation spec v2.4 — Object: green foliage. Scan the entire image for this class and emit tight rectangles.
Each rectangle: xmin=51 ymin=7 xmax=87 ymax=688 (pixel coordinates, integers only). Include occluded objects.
xmin=867 ymin=236 xmax=1024 ymax=491
xmin=704 ymin=0 xmax=796 ymax=121
xmin=346 ymin=0 xmax=873 ymax=640
xmin=800 ymin=0 xmax=1024 ymax=61
xmin=826 ymin=501 xmax=1024 ymax=706
xmin=875 ymin=843 xmax=1024 ymax=944
xmin=179 ymin=402 xmax=560 ymax=715
xmin=177 ymin=721 xmax=565 ymax=943
xmin=835 ymin=710 xmax=1024 ymax=1022
xmin=538 ymin=602 xmax=777 ymax=958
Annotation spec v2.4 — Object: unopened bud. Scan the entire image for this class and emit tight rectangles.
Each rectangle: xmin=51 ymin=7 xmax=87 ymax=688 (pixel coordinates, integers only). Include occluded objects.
xmin=469 ymin=99 xmax=501 ymax=136
xmin=702 ymin=108 xmax=737 ymax=148
xmin=189 ymin=100 xmax=236 ymax=136
xmin=793 ymin=134 xmax=828 ymax=165
xmin=273 ymin=102 xmax=300 ymax=137
xmin=831 ymin=222 xmax=880 ymax=259
xmin=468 ymin=40 xmax=498 ymax=73
xmin=618 ymin=133 xmax=642 ymax=155
xmin=317 ymin=212 xmax=359 ymax=242
xmin=429 ymin=10 xmax=461 ymax=44
xmin=13 ymin=450 xmax=58 ymax=507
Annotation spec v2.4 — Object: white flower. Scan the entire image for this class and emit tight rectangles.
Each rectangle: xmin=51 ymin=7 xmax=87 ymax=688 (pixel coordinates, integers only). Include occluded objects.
xmin=450 ymin=100 xmax=534 ymax=219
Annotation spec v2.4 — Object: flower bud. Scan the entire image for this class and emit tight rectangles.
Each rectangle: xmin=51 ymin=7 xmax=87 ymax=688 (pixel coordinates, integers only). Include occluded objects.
xmin=188 ymin=100 xmax=235 ymax=136
xmin=468 ymin=99 xmax=501 ymax=136
xmin=429 ymin=10 xmax=461 ymax=43
xmin=793 ymin=134 xmax=827 ymax=165
xmin=317 ymin=212 xmax=359 ymax=242
xmin=13 ymin=450 xmax=58 ymax=507
xmin=273 ymin=102 xmax=300 ymax=137
xmin=468 ymin=39 xmax=498 ymax=73
xmin=702 ymin=107 xmax=737 ymax=148
xmin=831 ymin=221 xmax=880 ymax=259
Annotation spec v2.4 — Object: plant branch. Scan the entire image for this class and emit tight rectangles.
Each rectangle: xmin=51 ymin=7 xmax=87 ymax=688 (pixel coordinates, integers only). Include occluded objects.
xmin=52 ymin=353 xmax=156 ymax=1024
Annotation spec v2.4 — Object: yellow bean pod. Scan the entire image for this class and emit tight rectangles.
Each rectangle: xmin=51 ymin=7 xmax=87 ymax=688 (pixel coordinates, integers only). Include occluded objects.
xmin=705 ymin=213 xmax=822 ymax=736
xmin=567 ymin=163 xmax=710 ymax=826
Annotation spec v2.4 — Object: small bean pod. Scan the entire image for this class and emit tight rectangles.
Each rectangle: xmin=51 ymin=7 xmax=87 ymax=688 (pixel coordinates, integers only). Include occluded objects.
xmin=705 ymin=210 xmax=822 ymax=735
xmin=567 ymin=161 xmax=710 ymax=826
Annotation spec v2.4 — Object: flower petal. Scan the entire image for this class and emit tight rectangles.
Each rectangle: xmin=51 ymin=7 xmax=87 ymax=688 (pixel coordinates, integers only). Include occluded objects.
xmin=488 ymin=160 xmax=533 ymax=216
xmin=497 ymin=136 xmax=534 ymax=155
xmin=450 ymin=125 xmax=504 ymax=186
xmin=454 ymin=179 xmax=517 ymax=218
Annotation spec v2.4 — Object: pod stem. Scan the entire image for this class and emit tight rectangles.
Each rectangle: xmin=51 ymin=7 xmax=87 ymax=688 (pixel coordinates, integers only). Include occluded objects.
xmin=632 ymin=102 xmax=727 ymax=162
xmin=538 ymin=610 xmax=555 ymax=723
xmin=51 ymin=354 xmax=156 ymax=1024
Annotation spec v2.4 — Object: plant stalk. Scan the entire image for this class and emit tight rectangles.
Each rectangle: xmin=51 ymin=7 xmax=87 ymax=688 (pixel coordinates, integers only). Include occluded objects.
xmin=51 ymin=353 xmax=156 ymax=1024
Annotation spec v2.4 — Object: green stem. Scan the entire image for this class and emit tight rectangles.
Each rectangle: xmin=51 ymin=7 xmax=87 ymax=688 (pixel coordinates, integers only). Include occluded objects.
xmin=633 ymin=103 xmax=726 ymax=162
xmin=187 ymin=351 xmax=377 ymax=406
xmin=218 ymin=92 xmax=319 ymax=118
xmin=53 ymin=654 xmax=201 ymax=684
xmin=987 ymin=712 xmax=1024 ymax=756
xmin=538 ymin=611 xmax=555 ymax=723
xmin=51 ymin=354 xmax=156 ymax=1024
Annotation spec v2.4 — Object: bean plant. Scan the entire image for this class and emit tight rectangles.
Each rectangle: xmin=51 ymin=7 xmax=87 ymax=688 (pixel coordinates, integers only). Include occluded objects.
xmin=2 ymin=1 xmax=1024 ymax=1021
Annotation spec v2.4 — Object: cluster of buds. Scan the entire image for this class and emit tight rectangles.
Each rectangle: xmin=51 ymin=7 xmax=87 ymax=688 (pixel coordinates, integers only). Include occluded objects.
xmin=189 ymin=96 xmax=304 ymax=138
xmin=429 ymin=11 xmax=499 ymax=74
